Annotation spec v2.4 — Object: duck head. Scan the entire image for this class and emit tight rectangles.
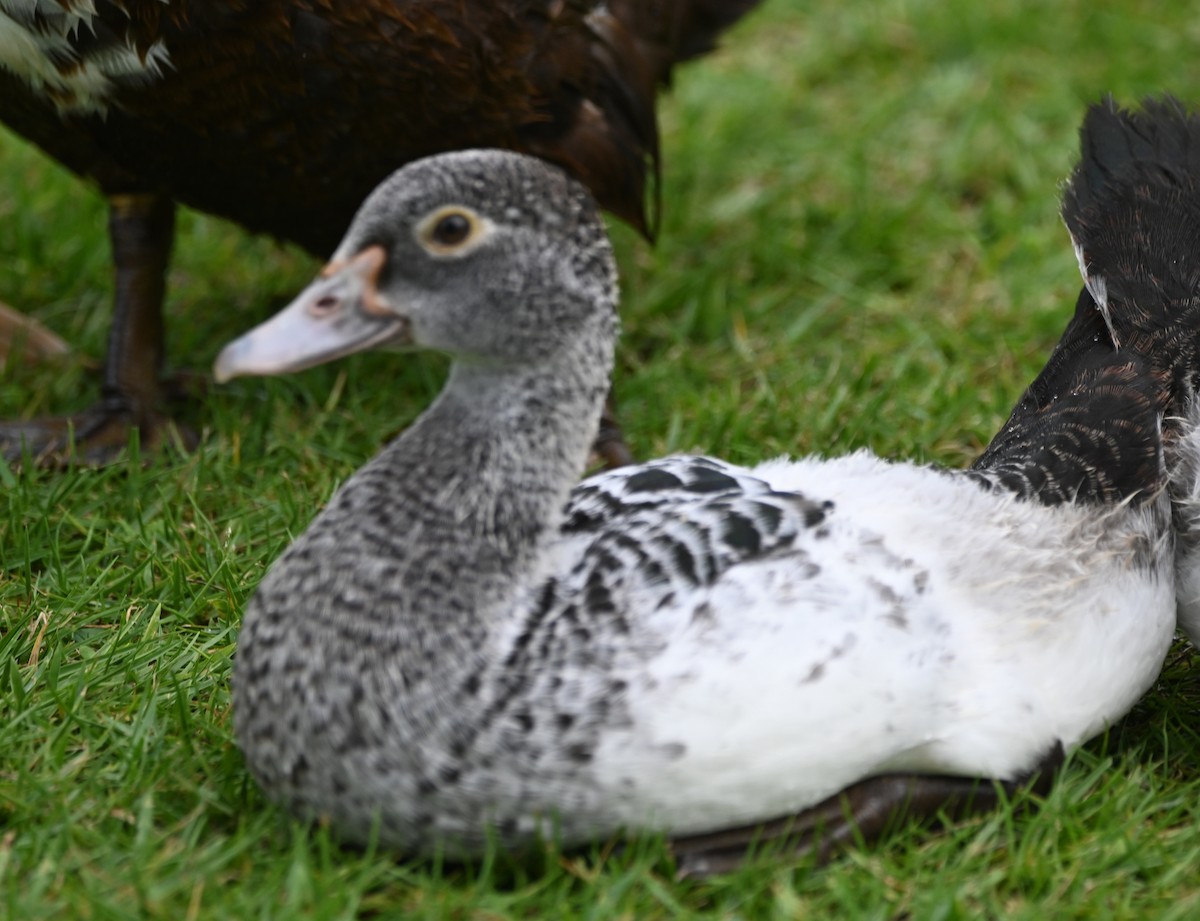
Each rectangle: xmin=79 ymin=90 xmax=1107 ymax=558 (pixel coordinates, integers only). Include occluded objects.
xmin=214 ymin=149 xmax=618 ymax=383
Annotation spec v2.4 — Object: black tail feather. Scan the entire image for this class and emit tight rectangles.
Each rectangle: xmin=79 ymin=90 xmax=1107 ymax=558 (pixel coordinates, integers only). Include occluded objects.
xmin=1062 ymin=95 xmax=1200 ymax=329
xmin=1065 ymin=95 xmax=1194 ymax=222
xmin=969 ymin=96 xmax=1200 ymax=504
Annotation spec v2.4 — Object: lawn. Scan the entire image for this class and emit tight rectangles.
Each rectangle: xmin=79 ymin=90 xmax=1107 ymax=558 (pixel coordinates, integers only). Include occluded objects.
xmin=2 ymin=0 xmax=1200 ymax=917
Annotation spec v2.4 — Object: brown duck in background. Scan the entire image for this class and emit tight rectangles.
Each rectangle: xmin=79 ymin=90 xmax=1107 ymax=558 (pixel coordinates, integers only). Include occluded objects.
xmin=0 ymin=0 xmax=761 ymax=464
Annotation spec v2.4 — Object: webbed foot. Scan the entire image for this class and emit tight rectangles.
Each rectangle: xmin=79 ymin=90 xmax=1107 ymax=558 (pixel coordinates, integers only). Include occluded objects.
xmin=0 ymin=393 xmax=197 ymax=466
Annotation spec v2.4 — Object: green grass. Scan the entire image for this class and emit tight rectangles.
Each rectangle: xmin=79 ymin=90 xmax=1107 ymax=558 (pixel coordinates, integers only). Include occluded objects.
xmin=3 ymin=0 xmax=1200 ymax=916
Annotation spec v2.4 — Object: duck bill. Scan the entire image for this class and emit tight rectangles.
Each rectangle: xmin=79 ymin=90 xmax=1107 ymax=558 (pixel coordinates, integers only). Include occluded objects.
xmin=213 ymin=245 xmax=410 ymax=383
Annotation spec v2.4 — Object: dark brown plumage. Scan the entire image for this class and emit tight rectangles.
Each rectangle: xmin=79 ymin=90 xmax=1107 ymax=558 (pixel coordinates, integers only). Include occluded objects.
xmin=0 ymin=0 xmax=760 ymax=462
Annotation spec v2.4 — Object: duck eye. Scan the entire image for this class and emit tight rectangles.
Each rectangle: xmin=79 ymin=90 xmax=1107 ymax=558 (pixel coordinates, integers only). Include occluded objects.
xmin=418 ymin=206 xmax=490 ymax=255
xmin=432 ymin=212 xmax=472 ymax=246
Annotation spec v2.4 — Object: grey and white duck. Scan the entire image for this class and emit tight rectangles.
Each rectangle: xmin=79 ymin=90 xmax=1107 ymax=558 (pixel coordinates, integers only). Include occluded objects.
xmin=214 ymin=119 xmax=1181 ymax=874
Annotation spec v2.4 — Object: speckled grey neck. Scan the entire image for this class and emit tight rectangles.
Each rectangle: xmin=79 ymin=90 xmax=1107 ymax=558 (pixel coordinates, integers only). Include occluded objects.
xmin=232 ymin=150 xmax=624 ymax=850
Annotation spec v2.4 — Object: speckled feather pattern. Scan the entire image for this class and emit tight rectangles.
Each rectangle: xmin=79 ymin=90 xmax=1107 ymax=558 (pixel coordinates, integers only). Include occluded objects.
xmin=231 ymin=147 xmax=1178 ymax=856
xmin=237 ymin=448 xmax=1174 ymax=852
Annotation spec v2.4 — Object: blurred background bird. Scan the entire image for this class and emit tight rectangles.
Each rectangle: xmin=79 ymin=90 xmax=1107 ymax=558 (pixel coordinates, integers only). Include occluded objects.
xmin=0 ymin=0 xmax=761 ymax=465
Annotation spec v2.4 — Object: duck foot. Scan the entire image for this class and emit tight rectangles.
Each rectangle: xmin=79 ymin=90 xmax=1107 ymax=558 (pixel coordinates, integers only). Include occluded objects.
xmin=0 ymin=394 xmax=198 ymax=466
xmin=0 ymin=191 xmax=192 ymax=467
xmin=669 ymin=742 xmax=1065 ymax=878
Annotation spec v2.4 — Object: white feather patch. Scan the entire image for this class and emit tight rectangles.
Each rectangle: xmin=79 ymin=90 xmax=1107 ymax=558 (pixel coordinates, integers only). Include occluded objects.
xmin=1071 ymin=235 xmax=1119 ymax=347
xmin=0 ymin=1 xmax=172 ymax=115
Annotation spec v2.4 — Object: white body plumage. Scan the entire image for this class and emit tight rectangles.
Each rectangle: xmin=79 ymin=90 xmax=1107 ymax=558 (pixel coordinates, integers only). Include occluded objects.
xmin=489 ymin=452 xmax=1176 ymax=841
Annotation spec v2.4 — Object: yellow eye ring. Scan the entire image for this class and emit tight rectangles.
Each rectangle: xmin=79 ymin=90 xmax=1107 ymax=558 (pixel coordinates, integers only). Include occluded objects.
xmin=417 ymin=206 xmax=492 ymax=256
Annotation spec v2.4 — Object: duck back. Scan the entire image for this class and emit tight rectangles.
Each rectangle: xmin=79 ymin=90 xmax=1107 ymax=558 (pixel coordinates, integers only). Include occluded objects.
xmin=0 ymin=0 xmax=762 ymax=244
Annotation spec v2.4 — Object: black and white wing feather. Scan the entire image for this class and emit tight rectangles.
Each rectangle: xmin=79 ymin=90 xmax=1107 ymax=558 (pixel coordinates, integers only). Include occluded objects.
xmin=554 ymin=456 xmax=832 ymax=610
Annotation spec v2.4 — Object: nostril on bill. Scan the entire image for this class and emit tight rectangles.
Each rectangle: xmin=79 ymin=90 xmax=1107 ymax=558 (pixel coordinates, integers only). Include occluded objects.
xmin=311 ymin=294 xmax=340 ymax=315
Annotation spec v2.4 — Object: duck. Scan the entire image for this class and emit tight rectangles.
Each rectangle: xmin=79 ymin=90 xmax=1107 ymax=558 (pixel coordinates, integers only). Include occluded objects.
xmin=981 ymin=95 xmax=1200 ymax=655
xmin=0 ymin=0 xmax=761 ymax=465
xmin=213 ymin=114 xmax=1182 ymax=876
